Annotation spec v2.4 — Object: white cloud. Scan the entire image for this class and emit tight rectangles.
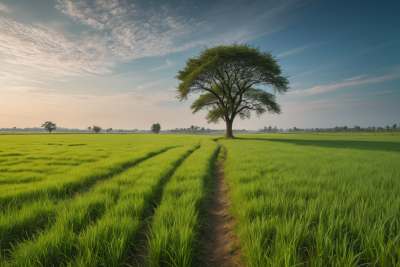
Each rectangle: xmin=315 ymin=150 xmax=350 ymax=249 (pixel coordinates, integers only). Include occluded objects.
xmin=0 ymin=17 xmax=114 ymax=76
xmin=0 ymin=2 xmax=203 ymax=77
xmin=0 ymin=3 xmax=11 ymax=12
xmin=2 ymin=85 xmax=175 ymax=106
xmin=0 ymin=71 xmax=48 ymax=84
xmin=277 ymin=41 xmax=331 ymax=57
xmin=64 ymin=92 xmax=175 ymax=105
xmin=360 ymin=41 xmax=398 ymax=53
xmin=342 ymin=75 xmax=367 ymax=82
xmin=289 ymin=66 xmax=400 ymax=96
xmin=135 ymin=79 xmax=170 ymax=90
xmin=277 ymin=44 xmax=313 ymax=57
xmin=0 ymin=0 xmax=308 ymax=80
xmin=150 ymin=60 xmax=175 ymax=72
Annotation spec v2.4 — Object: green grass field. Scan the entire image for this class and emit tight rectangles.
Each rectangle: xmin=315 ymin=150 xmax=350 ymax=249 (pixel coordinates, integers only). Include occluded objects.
xmin=222 ymin=133 xmax=400 ymax=267
xmin=1 ymin=133 xmax=400 ymax=266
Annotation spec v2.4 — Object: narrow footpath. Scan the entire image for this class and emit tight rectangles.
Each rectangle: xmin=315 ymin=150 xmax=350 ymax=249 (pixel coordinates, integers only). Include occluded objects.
xmin=202 ymin=146 xmax=242 ymax=267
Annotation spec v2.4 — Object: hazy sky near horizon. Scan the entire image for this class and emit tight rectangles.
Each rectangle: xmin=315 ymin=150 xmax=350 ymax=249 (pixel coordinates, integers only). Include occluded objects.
xmin=0 ymin=0 xmax=399 ymax=130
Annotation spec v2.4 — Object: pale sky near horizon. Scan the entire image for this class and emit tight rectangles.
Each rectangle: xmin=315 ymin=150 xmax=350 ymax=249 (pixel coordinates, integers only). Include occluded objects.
xmin=0 ymin=0 xmax=399 ymax=130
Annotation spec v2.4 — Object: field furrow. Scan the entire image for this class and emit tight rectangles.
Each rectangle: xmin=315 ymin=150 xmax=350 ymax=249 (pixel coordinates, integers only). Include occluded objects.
xmin=0 ymin=147 xmax=175 ymax=255
xmin=146 ymin=139 xmax=219 ymax=267
xmin=5 ymin=145 xmax=198 ymax=267
xmin=0 ymin=146 xmax=172 ymax=208
xmin=2 ymin=133 xmax=400 ymax=267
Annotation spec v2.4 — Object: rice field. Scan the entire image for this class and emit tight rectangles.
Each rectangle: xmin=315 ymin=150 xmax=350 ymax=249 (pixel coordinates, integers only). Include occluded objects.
xmin=1 ymin=133 xmax=400 ymax=266
xmin=221 ymin=133 xmax=400 ymax=266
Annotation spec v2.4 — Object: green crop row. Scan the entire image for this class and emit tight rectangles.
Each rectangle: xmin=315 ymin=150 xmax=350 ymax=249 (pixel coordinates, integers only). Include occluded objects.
xmin=221 ymin=134 xmax=400 ymax=266
xmin=0 ymin=135 xmax=204 ymax=208
xmin=147 ymin=139 xmax=219 ymax=267
xmin=4 ymin=144 xmax=198 ymax=267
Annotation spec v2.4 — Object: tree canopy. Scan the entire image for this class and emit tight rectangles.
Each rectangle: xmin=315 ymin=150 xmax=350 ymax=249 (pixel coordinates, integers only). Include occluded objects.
xmin=41 ymin=121 xmax=56 ymax=134
xmin=93 ymin=125 xmax=101 ymax=134
xmin=151 ymin=123 xmax=161 ymax=134
xmin=176 ymin=43 xmax=289 ymax=137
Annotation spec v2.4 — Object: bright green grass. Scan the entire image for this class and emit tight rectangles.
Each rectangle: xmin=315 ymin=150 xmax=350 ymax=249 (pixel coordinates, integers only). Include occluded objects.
xmin=0 ymin=134 xmax=206 ymax=266
xmin=10 ymin=146 xmax=196 ymax=267
xmin=2 ymin=133 xmax=400 ymax=267
xmin=0 ymin=134 xmax=203 ymax=208
xmin=147 ymin=139 xmax=219 ymax=267
xmin=221 ymin=133 xmax=400 ymax=267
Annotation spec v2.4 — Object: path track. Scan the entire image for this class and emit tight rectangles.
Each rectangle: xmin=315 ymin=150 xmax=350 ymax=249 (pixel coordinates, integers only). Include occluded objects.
xmin=202 ymin=146 xmax=242 ymax=267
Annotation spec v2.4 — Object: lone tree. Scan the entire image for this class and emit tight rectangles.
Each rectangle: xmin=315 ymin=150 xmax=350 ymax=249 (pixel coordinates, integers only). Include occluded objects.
xmin=176 ymin=43 xmax=290 ymax=137
xmin=93 ymin=125 xmax=101 ymax=134
xmin=41 ymin=121 xmax=57 ymax=134
xmin=151 ymin=123 xmax=161 ymax=134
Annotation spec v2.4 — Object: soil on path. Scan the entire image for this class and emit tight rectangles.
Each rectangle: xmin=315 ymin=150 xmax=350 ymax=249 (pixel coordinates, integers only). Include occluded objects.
xmin=127 ymin=222 xmax=150 ymax=266
xmin=202 ymin=147 xmax=242 ymax=267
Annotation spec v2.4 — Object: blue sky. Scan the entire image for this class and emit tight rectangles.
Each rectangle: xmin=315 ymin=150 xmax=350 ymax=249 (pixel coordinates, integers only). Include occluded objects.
xmin=0 ymin=0 xmax=399 ymax=130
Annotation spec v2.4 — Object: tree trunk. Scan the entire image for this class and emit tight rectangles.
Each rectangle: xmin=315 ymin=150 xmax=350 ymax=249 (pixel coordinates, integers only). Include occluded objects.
xmin=225 ymin=119 xmax=234 ymax=138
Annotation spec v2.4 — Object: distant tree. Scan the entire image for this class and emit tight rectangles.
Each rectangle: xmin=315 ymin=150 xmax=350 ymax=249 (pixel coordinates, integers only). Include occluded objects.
xmin=88 ymin=127 xmax=91 ymax=130
xmin=393 ymin=124 xmax=397 ymax=131
xmin=151 ymin=123 xmax=161 ymax=134
xmin=176 ymin=43 xmax=289 ymax=138
xmin=41 ymin=121 xmax=57 ymax=134
xmin=93 ymin=125 xmax=101 ymax=134
xmin=354 ymin=126 xmax=361 ymax=132
xmin=200 ymin=127 xmax=205 ymax=133
xmin=386 ymin=125 xmax=390 ymax=132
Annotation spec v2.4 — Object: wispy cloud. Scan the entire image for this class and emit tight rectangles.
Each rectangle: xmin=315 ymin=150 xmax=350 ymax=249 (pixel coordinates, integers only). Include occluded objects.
xmin=277 ymin=41 xmax=331 ymax=57
xmin=291 ymin=64 xmax=336 ymax=78
xmin=150 ymin=60 xmax=175 ymax=72
xmin=289 ymin=82 xmax=305 ymax=87
xmin=135 ymin=79 xmax=169 ymax=90
xmin=0 ymin=71 xmax=48 ymax=84
xmin=360 ymin=41 xmax=398 ymax=53
xmin=0 ymin=0 xmax=310 ymax=80
xmin=0 ymin=3 xmax=12 ymax=12
xmin=340 ymin=90 xmax=395 ymax=97
xmin=342 ymin=75 xmax=367 ymax=82
xmin=2 ymin=86 xmax=57 ymax=94
xmin=289 ymin=65 xmax=400 ymax=96
xmin=277 ymin=44 xmax=314 ymax=57
xmin=2 ymin=85 xmax=175 ymax=106
xmin=0 ymin=2 xmax=204 ymax=77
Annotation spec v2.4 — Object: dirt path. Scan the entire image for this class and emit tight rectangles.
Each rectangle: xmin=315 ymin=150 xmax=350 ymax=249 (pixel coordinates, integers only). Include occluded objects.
xmin=128 ymin=222 xmax=150 ymax=266
xmin=202 ymin=146 xmax=242 ymax=267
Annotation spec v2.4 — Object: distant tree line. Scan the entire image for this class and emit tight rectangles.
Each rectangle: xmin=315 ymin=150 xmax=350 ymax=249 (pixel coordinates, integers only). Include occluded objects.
xmin=259 ymin=126 xmax=284 ymax=133
xmin=168 ymin=125 xmax=249 ymax=134
xmin=283 ymin=124 xmax=399 ymax=133
xmin=0 ymin=126 xmax=139 ymax=133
